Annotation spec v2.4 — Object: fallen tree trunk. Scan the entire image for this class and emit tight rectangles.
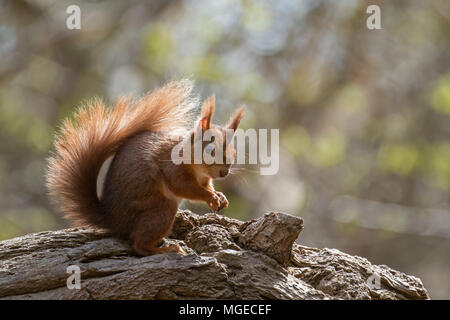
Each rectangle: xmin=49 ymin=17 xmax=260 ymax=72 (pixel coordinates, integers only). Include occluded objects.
xmin=0 ymin=210 xmax=429 ymax=300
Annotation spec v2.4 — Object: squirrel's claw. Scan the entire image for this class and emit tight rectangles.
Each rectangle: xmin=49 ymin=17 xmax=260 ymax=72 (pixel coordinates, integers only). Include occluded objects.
xmin=215 ymin=191 xmax=229 ymax=213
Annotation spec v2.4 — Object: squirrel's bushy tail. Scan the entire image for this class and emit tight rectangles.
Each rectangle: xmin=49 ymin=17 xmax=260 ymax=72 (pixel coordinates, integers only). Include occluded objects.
xmin=46 ymin=79 xmax=197 ymax=227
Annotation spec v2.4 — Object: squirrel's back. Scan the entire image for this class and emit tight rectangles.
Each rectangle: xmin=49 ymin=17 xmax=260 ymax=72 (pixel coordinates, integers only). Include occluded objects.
xmin=99 ymin=130 xmax=179 ymax=237
xmin=46 ymin=80 xmax=197 ymax=228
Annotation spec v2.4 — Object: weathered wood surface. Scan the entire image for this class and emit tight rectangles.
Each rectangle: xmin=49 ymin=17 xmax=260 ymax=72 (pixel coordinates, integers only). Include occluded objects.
xmin=0 ymin=210 xmax=429 ymax=300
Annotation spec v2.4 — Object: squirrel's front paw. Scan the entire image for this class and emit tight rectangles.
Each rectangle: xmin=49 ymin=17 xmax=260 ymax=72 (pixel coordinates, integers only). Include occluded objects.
xmin=208 ymin=193 xmax=221 ymax=212
xmin=215 ymin=191 xmax=229 ymax=211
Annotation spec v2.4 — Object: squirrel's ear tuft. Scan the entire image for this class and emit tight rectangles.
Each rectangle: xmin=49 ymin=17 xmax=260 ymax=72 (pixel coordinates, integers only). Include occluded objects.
xmin=197 ymin=117 xmax=209 ymax=132
xmin=227 ymin=106 xmax=245 ymax=132
xmin=199 ymin=95 xmax=215 ymax=131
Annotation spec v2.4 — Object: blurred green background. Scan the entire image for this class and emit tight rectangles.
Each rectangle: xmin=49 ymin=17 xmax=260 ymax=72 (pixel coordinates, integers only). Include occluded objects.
xmin=1 ymin=0 xmax=449 ymax=298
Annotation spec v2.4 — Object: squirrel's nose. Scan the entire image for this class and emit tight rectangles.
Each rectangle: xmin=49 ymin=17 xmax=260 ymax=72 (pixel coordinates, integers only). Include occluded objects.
xmin=219 ymin=168 xmax=229 ymax=177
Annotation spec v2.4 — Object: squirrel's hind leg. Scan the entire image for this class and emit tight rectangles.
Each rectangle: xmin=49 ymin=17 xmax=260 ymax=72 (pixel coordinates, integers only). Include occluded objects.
xmin=133 ymin=242 xmax=185 ymax=256
xmin=131 ymin=204 xmax=185 ymax=256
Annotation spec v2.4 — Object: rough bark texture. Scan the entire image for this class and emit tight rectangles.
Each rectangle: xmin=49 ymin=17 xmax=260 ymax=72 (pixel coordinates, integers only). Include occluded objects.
xmin=0 ymin=210 xmax=429 ymax=300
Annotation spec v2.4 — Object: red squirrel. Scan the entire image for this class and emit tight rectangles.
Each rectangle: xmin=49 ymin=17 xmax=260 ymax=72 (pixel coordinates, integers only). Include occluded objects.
xmin=46 ymin=80 xmax=244 ymax=256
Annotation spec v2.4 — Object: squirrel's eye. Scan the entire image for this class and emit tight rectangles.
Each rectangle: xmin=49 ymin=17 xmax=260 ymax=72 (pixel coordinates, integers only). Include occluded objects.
xmin=205 ymin=144 xmax=215 ymax=156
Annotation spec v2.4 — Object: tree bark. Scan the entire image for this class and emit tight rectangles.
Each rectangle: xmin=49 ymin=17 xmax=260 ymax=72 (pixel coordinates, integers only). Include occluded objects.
xmin=0 ymin=210 xmax=429 ymax=300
